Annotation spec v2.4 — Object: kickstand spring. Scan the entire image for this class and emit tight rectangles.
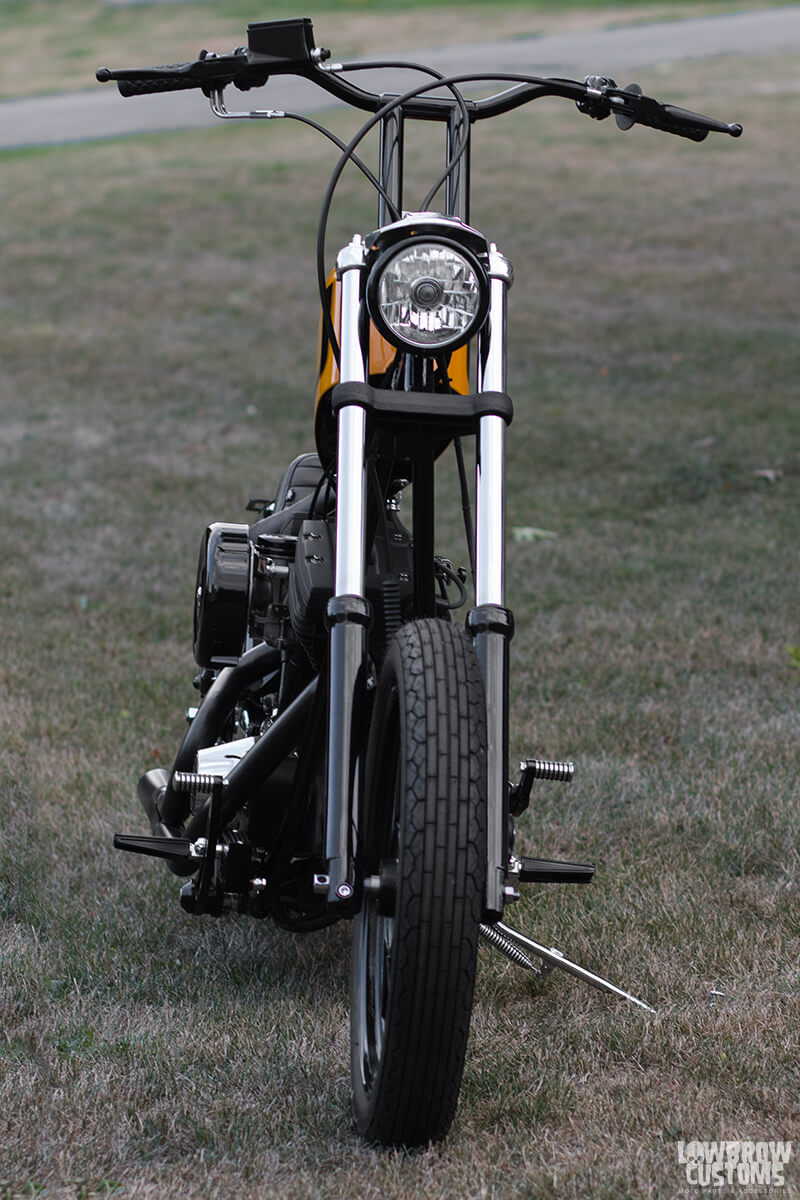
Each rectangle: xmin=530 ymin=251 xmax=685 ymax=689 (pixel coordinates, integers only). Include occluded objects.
xmin=479 ymin=921 xmax=551 ymax=978
xmin=482 ymin=920 xmax=656 ymax=1014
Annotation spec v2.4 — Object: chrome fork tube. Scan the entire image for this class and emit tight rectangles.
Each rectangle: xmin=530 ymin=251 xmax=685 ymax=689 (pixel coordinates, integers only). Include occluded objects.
xmin=474 ymin=415 xmax=506 ymax=607
xmin=472 ymin=245 xmax=515 ymax=918
xmin=476 ymin=245 xmax=513 ymax=605
xmin=335 ymin=240 xmax=368 ymax=595
xmin=326 ymin=235 xmax=370 ymax=906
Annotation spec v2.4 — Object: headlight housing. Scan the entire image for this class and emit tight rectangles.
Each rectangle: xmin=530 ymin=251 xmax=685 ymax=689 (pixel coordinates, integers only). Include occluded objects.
xmin=366 ymin=237 xmax=489 ymax=355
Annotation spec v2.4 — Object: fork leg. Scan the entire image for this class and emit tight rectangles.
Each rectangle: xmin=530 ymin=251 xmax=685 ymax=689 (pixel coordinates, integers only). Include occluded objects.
xmin=326 ymin=236 xmax=369 ymax=905
xmin=473 ymin=245 xmax=514 ymax=918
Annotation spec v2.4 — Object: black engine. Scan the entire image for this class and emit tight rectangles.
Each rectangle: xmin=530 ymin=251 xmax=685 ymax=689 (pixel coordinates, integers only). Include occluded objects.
xmin=192 ymin=452 xmax=417 ymax=677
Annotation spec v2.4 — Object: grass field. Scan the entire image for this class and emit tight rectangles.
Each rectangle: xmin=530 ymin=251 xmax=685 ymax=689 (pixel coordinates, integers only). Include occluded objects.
xmin=1 ymin=10 xmax=799 ymax=1200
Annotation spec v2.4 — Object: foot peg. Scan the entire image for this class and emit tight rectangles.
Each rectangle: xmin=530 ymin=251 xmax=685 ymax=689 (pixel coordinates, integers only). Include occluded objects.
xmin=517 ymin=856 xmax=594 ymax=885
xmin=114 ymin=832 xmax=195 ymax=861
xmin=480 ymin=920 xmax=655 ymax=1013
xmin=511 ymin=757 xmax=574 ymax=815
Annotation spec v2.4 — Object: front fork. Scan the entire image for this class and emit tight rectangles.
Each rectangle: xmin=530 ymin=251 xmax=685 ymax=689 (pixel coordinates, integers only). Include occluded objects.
xmin=473 ymin=245 xmax=514 ymax=918
xmin=324 ymin=236 xmax=370 ymax=905
xmin=324 ymin=236 xmax=515 ymax=918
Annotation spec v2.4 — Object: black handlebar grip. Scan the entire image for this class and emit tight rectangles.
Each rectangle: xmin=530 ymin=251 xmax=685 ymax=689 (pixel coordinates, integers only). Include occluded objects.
xmin=660 ymin=103 xmax=742 ymax=139
xmin=612 ymin=85 xmax=742 ymax=142
xmin=652 ymin=116 xmax=709 ymax=143
xmin=96 ymin=64 xmax=208 ymax=98
xmin=116 ymin=75 xmax=204 ymax=98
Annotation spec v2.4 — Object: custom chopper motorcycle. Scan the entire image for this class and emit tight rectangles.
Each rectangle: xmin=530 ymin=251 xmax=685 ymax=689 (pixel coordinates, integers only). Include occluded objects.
xmin=98 ymin=18 xmax=741 ymax=1147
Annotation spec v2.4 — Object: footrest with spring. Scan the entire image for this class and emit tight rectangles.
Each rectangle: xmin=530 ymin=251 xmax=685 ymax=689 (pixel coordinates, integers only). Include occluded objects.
xmin=510 ymin=757 xmax=574 ymax=814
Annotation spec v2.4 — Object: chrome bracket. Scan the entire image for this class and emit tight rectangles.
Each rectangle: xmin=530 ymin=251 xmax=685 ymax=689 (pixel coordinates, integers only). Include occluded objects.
xmin=209 ymin=89 xmax=286 ymax=121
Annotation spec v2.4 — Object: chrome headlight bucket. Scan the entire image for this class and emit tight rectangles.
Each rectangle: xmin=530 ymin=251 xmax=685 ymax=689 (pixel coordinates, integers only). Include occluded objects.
xmin=366 ymin=236 xmax=489 ymax=355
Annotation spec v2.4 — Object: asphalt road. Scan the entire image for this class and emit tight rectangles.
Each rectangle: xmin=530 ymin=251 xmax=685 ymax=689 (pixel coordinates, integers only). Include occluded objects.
xmin=1 ymin=6 xmax=799 ymax=149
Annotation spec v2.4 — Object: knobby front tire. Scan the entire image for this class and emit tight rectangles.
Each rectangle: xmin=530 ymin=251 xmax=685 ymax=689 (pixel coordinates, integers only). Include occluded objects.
xmin=350 ymin=618 xmax=487 ymax=1147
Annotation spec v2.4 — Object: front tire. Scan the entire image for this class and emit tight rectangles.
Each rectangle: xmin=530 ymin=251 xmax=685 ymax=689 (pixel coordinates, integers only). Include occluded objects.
xmin=350 ymin=618 xmax=487 ymax=1146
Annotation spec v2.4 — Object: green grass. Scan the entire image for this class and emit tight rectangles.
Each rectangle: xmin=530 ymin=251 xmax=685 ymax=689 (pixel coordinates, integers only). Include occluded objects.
xmin=1 ymin=30 xmax=800 ymax=1200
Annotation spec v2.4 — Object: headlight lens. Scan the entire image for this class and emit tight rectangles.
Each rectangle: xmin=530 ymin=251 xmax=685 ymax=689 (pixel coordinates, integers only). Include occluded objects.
xmin=368 ymin=240 xmax=487 ymax=353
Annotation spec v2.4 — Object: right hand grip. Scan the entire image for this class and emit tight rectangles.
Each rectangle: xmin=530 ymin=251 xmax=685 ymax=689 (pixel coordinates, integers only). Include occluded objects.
xmin=613 ymin=83 xmax=742 ymax=141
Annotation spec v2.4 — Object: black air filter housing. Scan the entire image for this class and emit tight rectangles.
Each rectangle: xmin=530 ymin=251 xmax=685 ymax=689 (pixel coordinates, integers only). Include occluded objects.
xmin=193 ymin=523 xmax=252 ymax=668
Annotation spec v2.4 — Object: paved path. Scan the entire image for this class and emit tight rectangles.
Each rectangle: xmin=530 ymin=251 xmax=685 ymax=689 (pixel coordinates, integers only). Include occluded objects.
xmin=1 ymin=6 xmax=798 ymax=149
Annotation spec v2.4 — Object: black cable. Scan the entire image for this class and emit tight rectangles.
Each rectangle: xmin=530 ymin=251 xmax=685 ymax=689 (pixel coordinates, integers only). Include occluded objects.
xmin=284 ymin=110 xmax=401 ymax=222
xmin=314 ymin=71 xmax=573 ymax=370
xmin=309 ymin=467 xmax=328 ymax=518
xmin=336 ymin=60 xmax=472 ymax=195
xmin=453 ymin=436 xmax=476 ymax=583
xmin=315 ymin=61 xmax=472 ymax=368
xmin=434 ymin=558 xmax=467 ymax=611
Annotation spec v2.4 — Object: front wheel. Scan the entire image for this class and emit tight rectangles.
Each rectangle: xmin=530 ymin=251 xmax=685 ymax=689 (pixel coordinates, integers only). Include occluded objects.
xmin=350 ymin=618 xmax=487 ymax=1146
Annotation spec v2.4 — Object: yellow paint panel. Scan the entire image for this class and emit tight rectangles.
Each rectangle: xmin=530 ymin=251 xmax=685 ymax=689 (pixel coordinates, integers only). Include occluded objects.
xmin=314 ymin=273 xmax=471 ymax=461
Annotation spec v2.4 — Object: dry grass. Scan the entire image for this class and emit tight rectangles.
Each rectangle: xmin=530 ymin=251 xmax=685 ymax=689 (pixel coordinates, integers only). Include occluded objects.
xmin=1 ymin=17 xmax=799 ymax=1200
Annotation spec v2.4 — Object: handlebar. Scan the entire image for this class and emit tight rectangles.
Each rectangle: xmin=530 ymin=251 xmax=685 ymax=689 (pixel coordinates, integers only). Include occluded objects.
xmin=96 ymin=17 xmax=742 ymax=141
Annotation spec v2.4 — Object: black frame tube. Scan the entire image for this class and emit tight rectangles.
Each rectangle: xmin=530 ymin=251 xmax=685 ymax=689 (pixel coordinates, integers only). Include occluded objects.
xmin=445 ymin=106 xmax=470 ymax=223
xmin=378 ymin=108 xmax=404 ymax=226
xmin=161 ymin=642 xmax=280 ymax=825
xmin=183 ymin=676 xmax=318 ymax=841
xmin=412 ymin=445 xmax=437 ymax=619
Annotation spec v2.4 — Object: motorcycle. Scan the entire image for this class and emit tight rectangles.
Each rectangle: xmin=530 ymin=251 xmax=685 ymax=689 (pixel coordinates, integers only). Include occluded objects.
xmin=97 ymin=18 xmax=741 ymax=1147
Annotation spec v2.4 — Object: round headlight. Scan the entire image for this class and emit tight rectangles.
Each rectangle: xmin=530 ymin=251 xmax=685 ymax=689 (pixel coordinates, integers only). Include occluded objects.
xmin=367 ymin=239 xmax=488 ymax=354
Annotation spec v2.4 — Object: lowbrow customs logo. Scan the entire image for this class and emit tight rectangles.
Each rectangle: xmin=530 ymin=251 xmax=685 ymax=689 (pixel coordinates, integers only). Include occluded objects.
xmin=677 ymin=1141 xmax=793 ymax=1190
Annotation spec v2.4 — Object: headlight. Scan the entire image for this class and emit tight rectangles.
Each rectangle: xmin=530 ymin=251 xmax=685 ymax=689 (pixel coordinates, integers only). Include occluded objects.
xmin=367 ymin=239 xmax=488 ymax=354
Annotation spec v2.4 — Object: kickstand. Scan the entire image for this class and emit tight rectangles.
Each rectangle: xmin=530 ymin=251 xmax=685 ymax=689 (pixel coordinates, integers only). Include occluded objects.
xmin=480 ymin=920 xmax=656 ymax=1014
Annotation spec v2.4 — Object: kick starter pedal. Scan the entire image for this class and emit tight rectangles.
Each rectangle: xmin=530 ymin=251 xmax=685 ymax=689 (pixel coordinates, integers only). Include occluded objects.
xmin=510 ymin=757 xmax=574 ymax=815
